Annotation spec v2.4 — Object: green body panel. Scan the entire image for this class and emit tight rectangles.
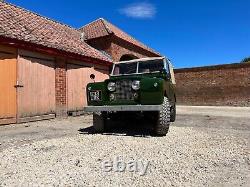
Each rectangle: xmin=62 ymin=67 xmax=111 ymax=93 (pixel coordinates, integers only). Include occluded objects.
xmin=87 ymin=72 xmax=176 ymax=107
xmin=140 ymin=77 xmax=164 ymax=105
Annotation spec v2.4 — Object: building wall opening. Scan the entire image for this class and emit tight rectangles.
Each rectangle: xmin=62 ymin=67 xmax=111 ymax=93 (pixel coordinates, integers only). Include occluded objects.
xmin=120 ymin=54 xmax=138 ymax=61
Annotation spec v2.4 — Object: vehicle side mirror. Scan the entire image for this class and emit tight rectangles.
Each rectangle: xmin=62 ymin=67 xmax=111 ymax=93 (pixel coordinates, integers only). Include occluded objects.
xmin=166 ymin=73 xmax=171 ymax=80
xmin=90 ymin=74 xmax=95 ymax=80
xmin=161 ymin=69 xmax=171 ymax=80
xmin=159 ymin=69 xmax=164 ymax=74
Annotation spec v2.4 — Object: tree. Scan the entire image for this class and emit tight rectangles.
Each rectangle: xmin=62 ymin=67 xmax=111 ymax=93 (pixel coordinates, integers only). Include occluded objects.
xmin=241 ymin=57 xmax=250 ymax=63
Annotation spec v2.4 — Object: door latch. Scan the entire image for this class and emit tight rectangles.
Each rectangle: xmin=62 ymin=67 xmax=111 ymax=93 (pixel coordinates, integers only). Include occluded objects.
xmin=14 ymin=81 xmax=24 ymax=88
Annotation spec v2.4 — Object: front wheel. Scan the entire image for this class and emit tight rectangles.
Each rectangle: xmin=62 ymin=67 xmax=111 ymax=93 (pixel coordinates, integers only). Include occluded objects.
xmin=154 ymin=97 xmax=171 ymax=136
xmin=93 ymin=112 xmax=107 ymax=133
xmin=170 ymin=104 xmax=176 ymax=122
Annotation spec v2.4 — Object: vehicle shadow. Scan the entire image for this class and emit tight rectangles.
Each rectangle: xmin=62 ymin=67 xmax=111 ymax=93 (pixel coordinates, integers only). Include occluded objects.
xmin=78 ymin=121 xmax=156 ymax=138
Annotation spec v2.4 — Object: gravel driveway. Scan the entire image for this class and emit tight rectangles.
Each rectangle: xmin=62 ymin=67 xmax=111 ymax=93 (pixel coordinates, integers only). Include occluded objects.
xmin=0 ymin=107 xmax=250 ymax=187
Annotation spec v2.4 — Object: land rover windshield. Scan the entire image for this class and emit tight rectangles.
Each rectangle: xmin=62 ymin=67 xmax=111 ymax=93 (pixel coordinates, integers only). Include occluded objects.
xmin=112 ymin=59 xmax=165 ymax=76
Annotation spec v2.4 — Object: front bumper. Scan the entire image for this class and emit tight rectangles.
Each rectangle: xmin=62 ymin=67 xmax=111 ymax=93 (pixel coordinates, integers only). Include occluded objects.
xmin=84 ymin=105 xmax=162 ymax=112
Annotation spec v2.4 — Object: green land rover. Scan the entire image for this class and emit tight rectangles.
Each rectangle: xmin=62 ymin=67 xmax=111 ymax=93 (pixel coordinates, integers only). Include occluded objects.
xmin=84 ymin=57 xmax=176 ymax=136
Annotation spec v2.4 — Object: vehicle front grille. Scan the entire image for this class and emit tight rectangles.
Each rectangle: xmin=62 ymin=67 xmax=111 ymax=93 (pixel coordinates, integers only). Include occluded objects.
xmin=114 ymin=80 xmax=135 ymax=100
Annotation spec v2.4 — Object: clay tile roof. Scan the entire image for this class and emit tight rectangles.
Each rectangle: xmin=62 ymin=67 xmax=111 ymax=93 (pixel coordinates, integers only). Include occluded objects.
xmin=0 ymin=2 xmax=111 ymax=62
xmin=79 ymin=18 xmax=161 ymax=56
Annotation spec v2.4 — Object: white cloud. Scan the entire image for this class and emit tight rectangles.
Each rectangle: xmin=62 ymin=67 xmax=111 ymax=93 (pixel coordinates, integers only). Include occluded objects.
xmin=119 ymin=2 xmax=156 ymax=19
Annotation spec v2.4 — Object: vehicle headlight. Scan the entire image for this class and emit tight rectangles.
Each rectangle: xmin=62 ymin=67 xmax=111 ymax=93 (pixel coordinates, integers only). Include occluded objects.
xmin=132 ymin=80 xmax=140 ymax=90
xmin=107 ymin=82 xmax=116 ymax=91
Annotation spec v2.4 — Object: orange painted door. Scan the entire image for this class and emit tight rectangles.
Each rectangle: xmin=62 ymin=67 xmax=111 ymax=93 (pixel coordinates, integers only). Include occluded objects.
xmin=67 ymin=64 xmax=93 ymax=111
xmin=67 ymin=63 xmax=109 ymax=112
xmin=0 ymin=47 xmax=17 ymax=124
xmin=18 ymin=50 xmax=56 ymax=118
xmin=92 ymin=66 xmax=109 ymax=82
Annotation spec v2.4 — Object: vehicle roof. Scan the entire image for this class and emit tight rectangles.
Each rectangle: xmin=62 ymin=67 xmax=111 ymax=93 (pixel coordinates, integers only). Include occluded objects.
xmin=114 ymin=57 xmax=166 ymax=64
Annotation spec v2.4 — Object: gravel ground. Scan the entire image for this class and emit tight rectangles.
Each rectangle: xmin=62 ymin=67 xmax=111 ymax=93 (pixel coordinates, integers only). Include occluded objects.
xmin=0 ymin=109 xmax=250 ymax=186
xmin=177 ymin=105 xmax=250 ymax=118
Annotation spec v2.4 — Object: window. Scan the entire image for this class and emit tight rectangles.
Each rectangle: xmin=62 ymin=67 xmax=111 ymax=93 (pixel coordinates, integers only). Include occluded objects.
xmin=111 ymin=58 xmax=168 ymax=76
xmin=112 ymin=62 xmax=137 ymax=76
xmin=138 ymin=60 xmax=164 ymax=73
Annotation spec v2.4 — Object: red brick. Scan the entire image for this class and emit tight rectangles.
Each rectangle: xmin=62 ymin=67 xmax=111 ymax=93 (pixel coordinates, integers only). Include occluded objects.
xmin=174 ymin=63 xmax=250 ymax=106
xmin=87 ymin=35 xmax=159 ymax=62
xmin=55 ymin=58 xmax=67 ymax=116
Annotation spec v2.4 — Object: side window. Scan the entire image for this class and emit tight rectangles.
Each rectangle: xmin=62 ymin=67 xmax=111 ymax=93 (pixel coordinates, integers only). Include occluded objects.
xmin=113 ymin=66 xmax=120 ymax=75
xmin=138 ymin=60 xmax=164 ymax=73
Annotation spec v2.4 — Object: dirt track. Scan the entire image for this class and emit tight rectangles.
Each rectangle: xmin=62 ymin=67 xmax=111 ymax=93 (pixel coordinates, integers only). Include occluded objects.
xmin=0 ymin=106 xmax=249 ymax=186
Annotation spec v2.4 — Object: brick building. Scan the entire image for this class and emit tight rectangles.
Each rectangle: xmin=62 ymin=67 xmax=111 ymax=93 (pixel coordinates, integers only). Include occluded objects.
xmin=79 ymin=18 xmax=161 ymax=62
xmin=0 ymin=2 xmax=160 ymax=125
xmin=2 ymin=2 xmax=248 ymax=126
xmin=175 ymin=63 xmax=250 ymax=106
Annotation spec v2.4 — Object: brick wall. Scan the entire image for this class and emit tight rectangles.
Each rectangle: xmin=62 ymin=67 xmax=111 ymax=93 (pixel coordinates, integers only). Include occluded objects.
xmin=87 ymin=36 xmax=113 ymax=57
xmin=110 ymin=36 xmax=159 ymax=61
xmin=55 ymin=58 xmax=67 ymax=117
xmin=174 ymin=63 xmax=250 ymax=106
xmin=87 ymin=35 xmax=160 ymax=61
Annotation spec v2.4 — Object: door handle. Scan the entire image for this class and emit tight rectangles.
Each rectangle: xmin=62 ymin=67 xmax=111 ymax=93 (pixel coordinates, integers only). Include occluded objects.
xmin=14 ymin=84 xmax=24 ymax=88
xmin=14 ymin=81 xmax=24 ymax=88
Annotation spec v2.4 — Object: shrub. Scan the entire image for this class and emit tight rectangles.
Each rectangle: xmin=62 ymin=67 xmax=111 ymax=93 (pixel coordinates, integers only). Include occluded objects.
xmin=241 ymin=57 xmax=250 ymax=63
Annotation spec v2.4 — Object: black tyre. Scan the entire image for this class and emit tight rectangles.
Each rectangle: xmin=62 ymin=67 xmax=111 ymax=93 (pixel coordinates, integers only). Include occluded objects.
xmin=154 ymin=97 xmax=171 ymax=136
xmin=93 ymin=112 xmax=107 ymax=132
xmin=170 ymin=104 xmax=176 ymax=122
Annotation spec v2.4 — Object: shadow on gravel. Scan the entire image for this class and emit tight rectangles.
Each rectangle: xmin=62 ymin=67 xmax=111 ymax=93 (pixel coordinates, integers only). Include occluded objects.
xmin=78 ymin=122 xmax=158 ymax=138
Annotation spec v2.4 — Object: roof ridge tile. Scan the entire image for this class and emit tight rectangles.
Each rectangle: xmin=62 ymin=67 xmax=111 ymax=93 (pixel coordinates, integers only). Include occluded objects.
xmin=78 ymin=18 xmax=103 ymax=30
xmin=99 ymin=18 xmax=113 ymax=34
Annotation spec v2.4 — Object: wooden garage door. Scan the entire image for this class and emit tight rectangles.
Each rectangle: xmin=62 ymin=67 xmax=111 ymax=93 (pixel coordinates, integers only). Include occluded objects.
xmin=67 ymin=63 xmax=109 ymax=112
xmin=18 ymin=50 xmax=55 ymax=122
xmin=93 ymin=65 xmax=110 ymax=82
xmin=67 ymin=64 xmax=92 ymax=112
xmin=0 ymin=46 xmax=17 ymax=125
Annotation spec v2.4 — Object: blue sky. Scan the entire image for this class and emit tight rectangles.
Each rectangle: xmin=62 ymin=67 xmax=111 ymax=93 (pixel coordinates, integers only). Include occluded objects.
xmin=7 ymin=0 xmax=250 ymax=68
